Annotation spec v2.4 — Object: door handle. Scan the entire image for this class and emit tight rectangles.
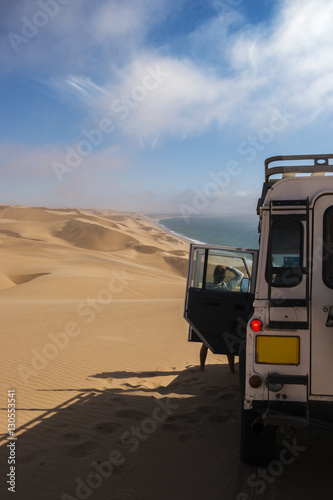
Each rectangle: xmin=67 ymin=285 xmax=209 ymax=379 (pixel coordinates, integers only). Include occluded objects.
xmin=324 ymin=306 xmax=333 ymax=327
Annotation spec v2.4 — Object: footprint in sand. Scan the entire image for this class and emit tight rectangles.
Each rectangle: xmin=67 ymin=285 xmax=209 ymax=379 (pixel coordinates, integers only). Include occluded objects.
xmin=20 ymin=451 xmax=45 ymax=464
xmin=217 ymin=387 xmax=240 ymax=401
xmin=178 ymin=432 xmax=196 ymax=442
xmin=63 ymin=440 xmax=97 ymax=458
xmin=203 ymin=386 xmax=240 ymax=400
xmin=63 ymin=432 xmax=83 ymax=441
xmin=204 ymin=409 xmax=236 ymax=425
xmin=167 ymin=414 xmax=199 ymax=424
xmin=196 ymin=405 xmax=219 ymax=415
xmin=108 ymin=396 xmax=127 ymax=405
xmin=163 ymin=422 xmax=192 ymax=432
xmin=93 ymin=459 xmax=125 ymax=477
xmin=94 ymin=422 xmax=122 ymax=434
xmin=114 ymin=408 xmax=148 ymax=420
xmin=203 ymin=386 xmax=223 ymax=396
xmin=184 ymin=376 xmax=200 ymax=383
xmin=162 ymin=413 xmax=201 ymax=434
xmin=162 ymin=414 xmax=205 ymax=442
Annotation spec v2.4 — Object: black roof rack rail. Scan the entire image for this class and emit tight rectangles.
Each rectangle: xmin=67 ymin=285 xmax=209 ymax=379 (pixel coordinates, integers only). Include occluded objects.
xmin=265 ymin=154 xmax=333 ymax=182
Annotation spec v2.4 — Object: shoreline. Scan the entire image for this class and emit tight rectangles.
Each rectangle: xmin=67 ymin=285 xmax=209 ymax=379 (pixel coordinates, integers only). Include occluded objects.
xmin=151 ymin=214 xmax=260 ymax=250
xmin=142 ymin=213 xmax=200 ymax=246
xmin=154 ymin=217 xmax=206 ymax=246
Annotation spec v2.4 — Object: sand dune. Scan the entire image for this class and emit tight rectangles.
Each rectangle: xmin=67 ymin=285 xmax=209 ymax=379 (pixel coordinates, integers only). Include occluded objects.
xmin=0 ymin=205 xmax=81 ymax=222
xmin=0 ymin=205 xmax=330 ymax=500
xmin=52 ymin=218 xmax=138 ymax=252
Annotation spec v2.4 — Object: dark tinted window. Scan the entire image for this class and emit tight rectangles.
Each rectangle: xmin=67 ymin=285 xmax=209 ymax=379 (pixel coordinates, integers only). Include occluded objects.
xmin=268 ymin=221 xmax=303 ymax=287
xmin=323 ymin=207 xmax=333 ymax=288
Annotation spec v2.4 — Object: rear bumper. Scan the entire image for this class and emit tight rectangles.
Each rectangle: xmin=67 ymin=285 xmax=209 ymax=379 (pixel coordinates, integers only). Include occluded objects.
xmin=249 ymin=399 xmax=333 ymax=430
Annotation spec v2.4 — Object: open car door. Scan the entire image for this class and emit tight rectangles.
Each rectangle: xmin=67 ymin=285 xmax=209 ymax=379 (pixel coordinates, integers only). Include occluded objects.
xmin=184 ymin=244 xmax=258 ymax=355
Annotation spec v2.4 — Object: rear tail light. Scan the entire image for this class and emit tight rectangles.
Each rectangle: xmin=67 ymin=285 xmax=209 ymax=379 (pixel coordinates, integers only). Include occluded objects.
xmin=250 ymin=319 xmax=263 ymax=332
xmin=249 ymin=375 xmax=263 ymax=388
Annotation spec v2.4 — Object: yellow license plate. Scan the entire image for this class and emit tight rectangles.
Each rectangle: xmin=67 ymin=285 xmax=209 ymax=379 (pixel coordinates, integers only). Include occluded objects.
xmin=256 ymin=335 xmax=300 ymax=365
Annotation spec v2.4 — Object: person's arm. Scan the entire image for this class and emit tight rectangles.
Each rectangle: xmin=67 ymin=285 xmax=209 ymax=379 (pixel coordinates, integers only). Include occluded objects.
xmin=223 ymin=266 xmax=244 ymax=291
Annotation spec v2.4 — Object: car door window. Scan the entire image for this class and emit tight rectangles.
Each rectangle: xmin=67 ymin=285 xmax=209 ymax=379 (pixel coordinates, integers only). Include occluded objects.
xmin=191 ymin=248 xmax=254 ymax=293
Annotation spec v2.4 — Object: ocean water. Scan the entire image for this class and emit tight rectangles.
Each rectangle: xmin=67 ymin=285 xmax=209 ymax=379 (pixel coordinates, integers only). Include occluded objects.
xmin=158 ymin=215 xmax=259 ymax=249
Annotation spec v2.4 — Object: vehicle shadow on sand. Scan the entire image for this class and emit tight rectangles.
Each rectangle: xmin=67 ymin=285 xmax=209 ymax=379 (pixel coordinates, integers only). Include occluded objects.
xmin=0 ymin=364 xmax=332 ymax=500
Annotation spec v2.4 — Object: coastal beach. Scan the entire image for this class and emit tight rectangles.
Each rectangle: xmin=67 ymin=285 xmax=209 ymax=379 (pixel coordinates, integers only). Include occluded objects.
xmin=157 ymin=216 xmax=260 ymax=249
xmin=0 ymin=205 xmax=332 ymax=500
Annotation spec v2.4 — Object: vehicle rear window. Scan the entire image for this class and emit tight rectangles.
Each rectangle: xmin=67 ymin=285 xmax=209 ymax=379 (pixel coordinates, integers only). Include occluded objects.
xmin=267 ymin=221 xmax=303 ymax=287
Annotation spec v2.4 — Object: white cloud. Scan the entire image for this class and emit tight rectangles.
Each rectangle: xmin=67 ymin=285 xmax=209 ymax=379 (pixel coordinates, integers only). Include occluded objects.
xmin=45 ymin=54 xmax=237 ymax=146
xmin=0 ymin=0 xmax=170 ymax=75
xmin=35 ymin=0 xmax=333 ymax=145
xmin=228 ymin=0 xmax=333 ymax=125
xmin=90 ymin=0 xmax=165 ymax=42
xmin=98 ymin=56 xmax=233 ymax=141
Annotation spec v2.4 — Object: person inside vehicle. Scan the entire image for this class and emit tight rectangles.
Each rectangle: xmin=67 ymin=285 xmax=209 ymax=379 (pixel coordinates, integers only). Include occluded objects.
xmin=206 ymin=264 xmax=244 ymax=291
xmin=200 ymin=264 xmax=244 ymax=373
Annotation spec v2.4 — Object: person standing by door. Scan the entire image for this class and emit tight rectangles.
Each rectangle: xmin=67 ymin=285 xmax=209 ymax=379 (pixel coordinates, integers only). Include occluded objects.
xmin=200 ymin=264 xmax=243 ymax=373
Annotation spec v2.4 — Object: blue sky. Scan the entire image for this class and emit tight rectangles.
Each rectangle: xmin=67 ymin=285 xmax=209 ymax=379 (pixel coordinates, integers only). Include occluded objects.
xmin=1 ymin=0 xmax=333 ymax=215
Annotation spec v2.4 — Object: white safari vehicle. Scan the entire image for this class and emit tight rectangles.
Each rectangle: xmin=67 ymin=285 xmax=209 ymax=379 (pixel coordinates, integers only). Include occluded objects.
xmin=184 ymin=154 xmax=333 ymax=465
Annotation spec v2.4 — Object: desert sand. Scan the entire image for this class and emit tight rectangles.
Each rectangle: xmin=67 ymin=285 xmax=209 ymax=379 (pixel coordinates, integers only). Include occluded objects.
xmin=0 ymin=205 xmax=332 ymax=500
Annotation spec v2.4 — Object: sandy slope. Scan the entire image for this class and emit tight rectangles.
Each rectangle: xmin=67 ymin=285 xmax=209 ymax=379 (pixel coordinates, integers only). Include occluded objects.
xmin=0 ymin=205 xmax=332 ymax=500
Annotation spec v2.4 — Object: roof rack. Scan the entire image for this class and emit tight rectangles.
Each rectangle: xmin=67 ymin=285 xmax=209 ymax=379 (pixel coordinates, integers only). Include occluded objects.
xmin=265 ymin=154 xmax=333 ymax=183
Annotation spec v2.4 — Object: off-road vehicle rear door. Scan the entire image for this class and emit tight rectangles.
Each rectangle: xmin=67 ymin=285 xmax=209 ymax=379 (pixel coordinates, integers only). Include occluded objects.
xmin=311 ymin=194 xmax=333 ymax=396
xmin=184 ymin=244 xmax=258 ymax=355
